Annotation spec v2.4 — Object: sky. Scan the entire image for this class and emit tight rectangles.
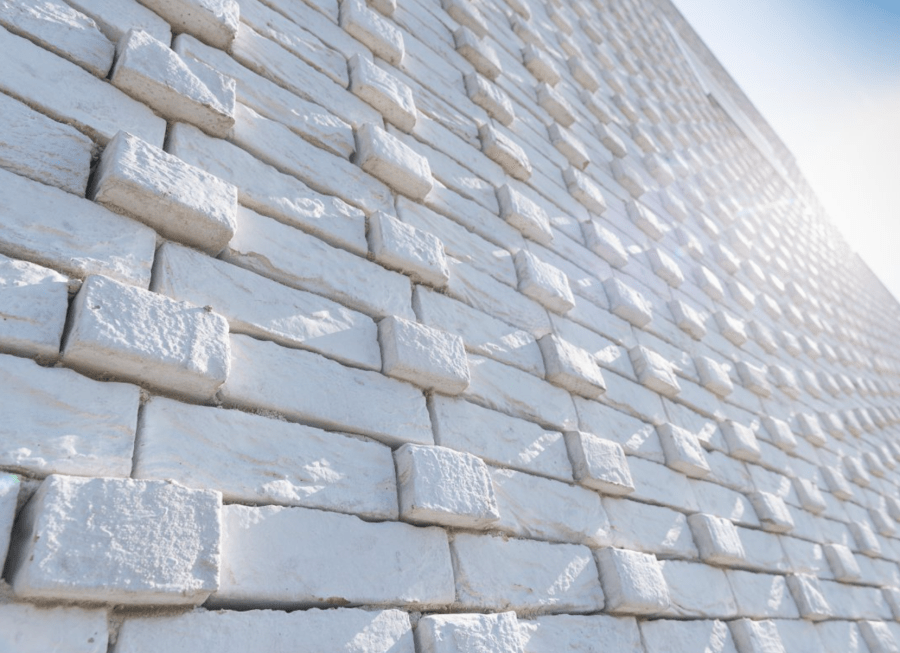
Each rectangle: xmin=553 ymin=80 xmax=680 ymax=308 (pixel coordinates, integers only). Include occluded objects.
xmin=669 ymin=0 xmax=900 ymax=302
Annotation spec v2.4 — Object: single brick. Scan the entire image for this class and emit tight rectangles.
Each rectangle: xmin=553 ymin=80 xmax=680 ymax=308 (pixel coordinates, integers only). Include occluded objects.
xmin=548 ymin=123 xmax=590 ymax=170
xmin=441 ymin=0 xmax=488 ymax=37
xmin=379 ymin=316 xmax=470 ymax=394
xmin=0 ymin=473 xmax=19 ymax=569
xmin=661 ymin=189 xmax=690 ymax=222
xmin=736 ymin=361 xmax=772 ymax=397
xmin=522 ymin=43 xmax=560 ymax=85
xmin=111 ymin=29 xmax=235 ymax=137
xmin=626 ymin=200 xmax=664 ymax=239
xmin=369 ymin=211 xmax=449 ymax=288
xmin=823 ymin=543 xmax=861 ymax=582
xmin=0 ymin=604 xmax=108 ymax=653
xmin=538 ymin=334 xmax=607 ymax=399
xmin=749 ymin=492 xmax=794 ymax=534
xmin=479 ymin=124 xmax=532 ymax=180
xmin=455 ymin=26 xmax=501 ymax=79
xmin=844 ymin=455 xmax=871 ymax=486
xmin=629 ymin=346 xmax=680 ymax=397
xmin=792 ymin=477 xmax=826 ymax=514
xmin=670 ymin=300 xmax=707 ymax=340
xmin=695 ymin=356 xmax=733 ymax=397
xmin=770 ymin=365 xmax=801 ymax=399
xmin=696 ymin=266 xmax=725 ymax=302
xmin=787 ymin=574 xmax=831 ymax=621
xmin=137 ymin=0 xmax=238 ymax=49
xmin=884 ymin=588 xmax=900 ymax=621
xmin=394 ymin=444 xmax=499 ymax=529
xmin=597 ymin=122 xmax=628 ymax=157
xmin=641 ymin=619 xmax=738 ymax=653
xmin=688 ymin=513 xmax=746 ymax=565
xmin=349 ymin=54 xmax=416 ymax=131
xmin=537 ymin=82 xmax=575 ymax=126
xmin=604 ymin=277 xmax=652 ymax=327
xmin=62 ymin=275 xmax=230 ymax=401
xmin=850 ymin=521 xmax=881 ymax=557
xmin=859 ymin=621 xmax=900 ymax=653
xmin=613 ymin=160 xmax=649 ymax=198
xmin=564 ymin=431 xmax=635 ymax=495
xmin=341 ymin=0 xmax=404 ymax=65
xmin=730 ymin=619 xmax=786 ymax=653
xmin=522 ymin=614 xmax=643 ymax=653
xmin=721 ymin=421 xmax=761 ymax=462
xmin=514 ymin=250 xmax=575 ymax=314
xmin=465 ymin=72 xmax=514 ymax=125
xmin=9 ymin=475 xmax=221 ymax=605
xmin=417 ymin=613 xmax=522 ymax=653
xmin=92 ymin=131 xmax=237 ymax=254
xmin=657 ymin=423 xmax=710 ymax=478
xmin=820 ymin=465 xmax=853 ymax=500
xmin=114 ymin=608 xmax=413 ymax=653
xmin=715 ymin=311 xmax=748 ymax=346
xmin=498 ymin=184 xmax=553 ymax=244
xmin=596 ymin=548 xmax=670 ymax=615
xmin=870 ymin=507 xmax=895 ymax=537
xmin=564 ymin=166 xmax=607 ymax=214
xmin=568 ymin=56 xmax=600 ymax=92
xmin=0 ymin=254 xmax=68 ymax=358
xmin=647 ymin=247 xmax=684 ymax=287
xmin=582 ymin=221 xmax=628 ymax=267
xmin=356 ymin=122 xmax=433 ymax=200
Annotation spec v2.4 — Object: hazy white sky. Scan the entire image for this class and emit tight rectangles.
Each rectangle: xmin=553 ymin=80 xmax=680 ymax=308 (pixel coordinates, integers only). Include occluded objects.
xmin=670 ymin=0 xmax=900 ymax=302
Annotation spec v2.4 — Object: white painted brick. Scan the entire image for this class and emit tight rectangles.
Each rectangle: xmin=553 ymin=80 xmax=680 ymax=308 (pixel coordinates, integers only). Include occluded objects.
xmin=225 ymin=206 xmax=410 ymax=320
xmin=455 ymin=26 xmax=501 ymax=79
xmin=0 ymin=254 xmax=67 ymax=358
xmin=597 ymin=122 xmax=628 ymax=157
xmin=465 ymin=72 xmax=515 ymax=125
xmin=514 ymin=250 xmax=575 ymax=313
xmin=565 ymin=430 xmax=634 ymax=495
xmin=357 ymin=122 xmax=433 ymax=200
xmin=626 ymin=200 xmax=664 ymax=239
xmin=0 ymin=604 xmax=108 ymax=653
xmin=870 ymin=506 xmax=895 ymax=536
xmin=736 ymin=360 xmax=772 ymax=397
xmin=884 ymin=588 xmax=900 ymax=620
xmin=67 ymin=0 xmax=171 ymax=43
xmin=395 ymin=443 xmax=498 ymax=528
xmin=597 ymin=548 xmax=670 ymax=615
xmin=10 ymin=475 xmax=221 ymax=604
xmin=821 ymin=465 xmax=854 ymax=500
xmin=0 ymin=353 xmax=139 ymax=476
xmin=730 ymin=619 xmax=786 ymax=653
xmin=721 ymin=421 xmax=762 ymax=462
xmin=696 ymin=356 xmax=733 ymax=396
xmin=850 ymin=520 xmax=881 ymax=557
xmin=538 ymin=334 xmax=607 ymax=399
xmin=660 ymin=560 xmax=738 ymax=618
xmin=62 ymin=275 xmax=229 ymax=400
xmin=548 ymin=123 xmax=589 ymax=170
xmin=0 ymin=92 xmax=92 ymax=195
xmin=211 ymin=503 xmax=453 ymax=608
xmin=112 ymin=30 xmax=235 ymax=137
xmin=604 ymin=496 xmax=698 ymax=557
xmin=647 ymin=247 xmax=684 ymax=287
xmin=441 ymin=0 xmax=488 ymax=36
xmin=859 ymin=621 xmax=900 ymax=653
xmin=823 ymin=543 xmax=861 ymax=582
xmin=568 ymin=56 xmax=600 ymax=92
xmin=604 ymin=277 xmax=652 ymax=327
xmin=520 ymin=614 xmax=643 ymax=653
xmin=696 ymin=265 xmax=725 ymax=301
xmin=630 ymin=346 xmax=681 ymax=397
xmin=93 ymin=131 xmax=236 ymax=254
xmin=379 ymin=316 xmax=470 ymax=394
xmin=749 ymin=492 xmax=794 ymax=534
xmin=762 ymin=417 xmax=798 ymax=452
xmin=498 ymin=184 xmax=553 ymax=244
xmin=613 ymin=160 xmax=650 ymax=199
xmin=689 ymin=513 xmax=746 ymax=565
xmin=491 ymin=467 xmax=611 ymax=546
xmin=451 ymin=532 xmax=605 ymax=612
xmin=657 ymin=422 xmax=711 ymax=478
xmin=137 ymin=0 xmax=238 ymax=49
xmin=583 ymin=221 xmax=628 ymax=267
xmin=0 ymin=167 xmax=155 ymax=287
xmin=715 ymin=310 xmax=748 ymax=346
xmin=114 ymin=608 xmax=414 ymax=653
xmin=479 ymin=124 xmax=532 ymax=180
xmin=221 ymin=334 xmax=432 ymax=446
xmin=0 ymin=473 xmax=19 ymax=568
xmin=793 ymin=477 xmax=826 ymax=514
xmin=369 ymin=211 xmax=449 ymax=288
xmin=429 ymin=395 xmax=572 ymax=481
xmin=728 ymin=571 xmax=799 ymax=619
xmin=815 ymin=621 xmax=867 ymax=653
xmin=522 ymin=44 xmax=560 ymax=85
xmin=537 ymin=83 xmax=574 ymax=126
xmin=350 ymin=54 xmax=416 ymax=131
xmin=564 ymin=166 xmax=607 ymax=214
xmin=134 ymin=396 xmax=397 ymax=519
xmin=418 ymin=613 xmax=521 ymax=653
xmin=641 ymin=619 xmax=739 ymax=653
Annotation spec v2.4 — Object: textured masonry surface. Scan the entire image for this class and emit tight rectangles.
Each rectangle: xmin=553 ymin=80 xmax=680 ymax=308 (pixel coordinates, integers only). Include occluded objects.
xmin=1 ymin=0 xmax=899 ymax=651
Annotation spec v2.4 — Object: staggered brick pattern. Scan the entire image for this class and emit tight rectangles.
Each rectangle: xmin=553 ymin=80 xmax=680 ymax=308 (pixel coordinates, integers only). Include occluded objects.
xmin=1 ymin=0 xmax=899 ymax=650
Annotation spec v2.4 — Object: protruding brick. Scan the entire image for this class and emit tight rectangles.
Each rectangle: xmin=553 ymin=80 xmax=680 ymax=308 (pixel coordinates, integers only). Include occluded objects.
xmin=369 ymin=211 xmax=449 ymax=288
xmin=796 ymin=413 xmax=827 ymax=446
xmin=613 ymin=160 xmax=649 ymax=198
xmin=630 ymin=346 xmax=680 ymax=397
xmin=379 ymin=316 xmax=469 ymax=394
xmin=349 ymin=54 xmax=416 ymax=131
xmin=111 ymin=29 xmax=235 ymax=137
xmin=0 ymin=473 xmax=18 ymax=568
xmin=604 ymin=277 xmax=652 ymax=327
xmin=564 ymin=431 xmax=635 ymax=495
xmin=696 ymin=266 xmax=725 ymax=301
xmin=514 ymin=250 xmax=575 ymax=313
xmin=549 ymin=123 xmax=589 ymax=170
xmin=870 ymin=507 xmax=895 ymax=537
xmin=0 ymin=604 xmax=108 ymax=653
xmin=721 ymin=421 xmax=761 ymax=462
xmin=696 ymin=356 xmax=733 ymax=397
xmin=455 ymin=26 xmax=501 ymax=79
xmin=850 ymin=521 xmax=881 ymax=557
xmin=792 ymin=477 xmax=826 ymax=514
xmin=341 ymin=0 xmax=404 ymax=65
xmin=749 ymin=492 xmax=794 ymax=534
xmin=417 ymin=613 xmax=522 ymax=653
xmin=823 ymin=543 xmax=861 ymax=582
xmin=730 ymin=619 xmax=786 ymax=653
xmin=715 ymin=310 xmax=748 ymax=346
xmin=626 ymin=200 xmax=664 ymax=239
xmin=858 ymin=621 xmax=899 ymax=653
xmin=62 ymin=275 xmax=230 ymax=401
xmin=565 ymin=166 xmax=607 ymax=214
xmin=465 ymin=72 xmax=515 ymax=125
xmin=538 ymin=334 xmax=607 ymax=398
xmin=92 ymin=131 xmax=237 ymax=254
xmin=537 ymin=82 xmax=575 ymax=126
xmin=820 ymin=465 xmax=853 ymax=500
xmin=670 ymin=300 xmax=707 ymax=339
xmin=647 ymin=247 xmax=684 ymax=287
xmin=787 ymin=575 xmax=831 ymax=621
xmin=522 ymin=43 xmax=559 ymax=85
xmin=442 ymin=0 xmax=488 ymax=37
xmin=657 ymin=423 xmax=710 ymax=478
xmin=498 ymin=184 xmax=553 ymax=244
xmin=137 ymin=0 xmax=238 ymax=49
xmin=479 ymin=124 xmax=531 ymax=180
xmin=596 ymin=548 xmax=670 ymax=615
xmin=583 ymin=221 xmax=628 ymax=267
xmin=688 ymin=513 xmax=746 ymax=565
xmin=395 ymin=444 xmax=499 ymax=528
xmin=9 ymin=475 xmax=221 ymax=605
xmin=736 ymin=361 xmax=772 ymax=397
xmin=357 ymin=123 xmax=433 ymax=200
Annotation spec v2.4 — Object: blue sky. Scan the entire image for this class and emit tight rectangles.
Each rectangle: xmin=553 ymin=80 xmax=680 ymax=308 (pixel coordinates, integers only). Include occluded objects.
xmin=670 ymin=0 xmax=900 ymax=302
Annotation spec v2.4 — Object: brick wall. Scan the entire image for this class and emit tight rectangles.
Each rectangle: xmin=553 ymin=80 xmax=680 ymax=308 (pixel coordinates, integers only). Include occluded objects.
xmin=1 ymin=0 xmax=899 ymax=651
